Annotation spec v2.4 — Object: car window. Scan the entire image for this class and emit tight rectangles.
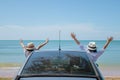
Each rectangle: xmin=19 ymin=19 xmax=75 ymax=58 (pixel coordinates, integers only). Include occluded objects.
xmin=21 ymin=51 xmax=95 ymax=76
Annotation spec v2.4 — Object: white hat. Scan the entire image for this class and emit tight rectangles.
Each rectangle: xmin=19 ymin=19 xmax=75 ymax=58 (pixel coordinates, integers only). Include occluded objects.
xmin=87 ymin=42 xmax=97 ymax=50
xmin=26 ymin=42 xmax=35 ymax=50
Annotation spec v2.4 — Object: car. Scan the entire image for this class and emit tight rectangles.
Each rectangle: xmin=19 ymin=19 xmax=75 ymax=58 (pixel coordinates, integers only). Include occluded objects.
xmin=14 ymin=50 xmax=104 ymax=80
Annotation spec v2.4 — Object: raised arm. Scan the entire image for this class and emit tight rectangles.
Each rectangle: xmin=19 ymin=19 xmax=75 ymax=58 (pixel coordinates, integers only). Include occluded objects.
xmin=71 ymin=32 xmax=80 ymax=45
xmin=103 ymin=37 xmax=113 ymax=49
xmin=36 ymin=38 xmax=49 ymax=50
xmin=20 ymin=39 xmax=26 ymax=49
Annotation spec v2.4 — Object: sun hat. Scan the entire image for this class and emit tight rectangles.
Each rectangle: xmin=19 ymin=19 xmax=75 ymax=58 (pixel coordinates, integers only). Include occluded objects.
xmin=87 ymin=42 xmax=97 ymax=50
xmin=26 ymin=42 xmax=35 ymax=50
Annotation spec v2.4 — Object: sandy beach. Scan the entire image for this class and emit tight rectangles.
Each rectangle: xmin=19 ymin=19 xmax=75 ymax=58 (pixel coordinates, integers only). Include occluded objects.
xmin=100 ymin=67 xmax=120 ymax=80
xmin=0 ymin=67 xmax=19 ymax=78
xmin=0 ymin=67 xmax=120 ymax=80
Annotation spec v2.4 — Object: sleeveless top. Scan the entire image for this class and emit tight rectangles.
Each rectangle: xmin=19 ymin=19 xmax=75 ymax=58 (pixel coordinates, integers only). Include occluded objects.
xmin=24 ymin=49 xmax=34 ymax=57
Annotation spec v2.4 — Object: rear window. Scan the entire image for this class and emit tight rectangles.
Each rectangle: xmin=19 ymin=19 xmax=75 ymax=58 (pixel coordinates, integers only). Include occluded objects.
xmin=21 ymin=51 xmax=95 ymax=76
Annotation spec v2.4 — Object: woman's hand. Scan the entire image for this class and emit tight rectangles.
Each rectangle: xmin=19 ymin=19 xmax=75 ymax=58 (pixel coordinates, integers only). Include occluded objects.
xmin=71 ymin=32 xmax=76 ymax=39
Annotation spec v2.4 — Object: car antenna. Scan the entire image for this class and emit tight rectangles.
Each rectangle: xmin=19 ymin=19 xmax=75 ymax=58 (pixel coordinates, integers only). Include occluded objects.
xmin=59 ymin=30 xmax=61 ymax=51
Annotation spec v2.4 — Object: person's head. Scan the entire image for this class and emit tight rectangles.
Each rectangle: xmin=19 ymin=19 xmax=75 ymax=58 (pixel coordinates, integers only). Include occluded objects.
xmin=26 ymin=42 xmax=35 ymax=51
xmin=87 ymin=42 xmax=97 ymax=52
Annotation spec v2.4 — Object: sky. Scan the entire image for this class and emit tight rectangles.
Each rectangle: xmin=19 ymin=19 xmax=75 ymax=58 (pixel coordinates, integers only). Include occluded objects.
xmin=0 ymin=0 xmax=120 ymax=40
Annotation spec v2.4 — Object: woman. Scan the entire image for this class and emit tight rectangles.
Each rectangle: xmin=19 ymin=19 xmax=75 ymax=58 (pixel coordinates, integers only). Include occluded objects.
xmin=20 ymin=38 xmax=49 ymax=57
xmin=71 ymin=32 xmax=113 ymax=62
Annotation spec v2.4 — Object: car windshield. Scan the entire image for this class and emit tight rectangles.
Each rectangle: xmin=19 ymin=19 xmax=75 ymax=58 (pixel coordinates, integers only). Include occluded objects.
xmin=21 ymin=51 xmax=95 ymax=76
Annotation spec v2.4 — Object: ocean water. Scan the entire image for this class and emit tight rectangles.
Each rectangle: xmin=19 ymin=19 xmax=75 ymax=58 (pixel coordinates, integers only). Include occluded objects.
xmin=0 ymin=40 xmax=120 ymax=67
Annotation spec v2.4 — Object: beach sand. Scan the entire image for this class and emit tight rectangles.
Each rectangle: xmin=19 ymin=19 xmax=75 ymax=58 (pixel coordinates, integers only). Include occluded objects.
xmin=100 ymin=67 xmax=120 ymax=80
xmin=0 ymin=67 xmax=19 ymax=78
xmin=0 ymin=67 xmax=120 ymax=80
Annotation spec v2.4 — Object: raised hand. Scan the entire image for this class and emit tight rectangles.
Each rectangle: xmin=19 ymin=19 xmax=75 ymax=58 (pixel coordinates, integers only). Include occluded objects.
xmin=107 ymin=37 xmax=113 ymax=42
xmin=71 ymin=32 xmax=76 ymax=39
xmin=45 ymin=38 xmax=49 ymax=43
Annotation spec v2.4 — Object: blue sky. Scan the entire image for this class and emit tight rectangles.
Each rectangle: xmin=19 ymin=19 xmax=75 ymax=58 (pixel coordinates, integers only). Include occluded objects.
xmin=0 ymin=0 xmax=120 ymax=40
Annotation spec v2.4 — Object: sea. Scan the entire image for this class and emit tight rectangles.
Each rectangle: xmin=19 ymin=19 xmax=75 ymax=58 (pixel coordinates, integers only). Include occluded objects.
xmin=0 ymin=40 xmax=120 ymax=68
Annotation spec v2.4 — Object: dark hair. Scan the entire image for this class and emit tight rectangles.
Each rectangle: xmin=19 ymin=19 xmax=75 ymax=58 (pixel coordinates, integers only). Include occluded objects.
xmin=27 ymin=49 xmax=34 ymax=52
xmin=88 ymin=49 xmax=97 ymax=53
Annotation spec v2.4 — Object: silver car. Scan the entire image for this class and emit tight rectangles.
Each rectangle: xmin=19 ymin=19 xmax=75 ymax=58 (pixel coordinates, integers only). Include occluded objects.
xmin=14 ymin=51 xmax=104 ymax=80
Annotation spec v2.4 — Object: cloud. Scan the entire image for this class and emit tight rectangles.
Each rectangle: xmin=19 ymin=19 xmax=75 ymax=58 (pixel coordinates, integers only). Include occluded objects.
xmin=0 ymin=24 xmax=119 ymax=40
